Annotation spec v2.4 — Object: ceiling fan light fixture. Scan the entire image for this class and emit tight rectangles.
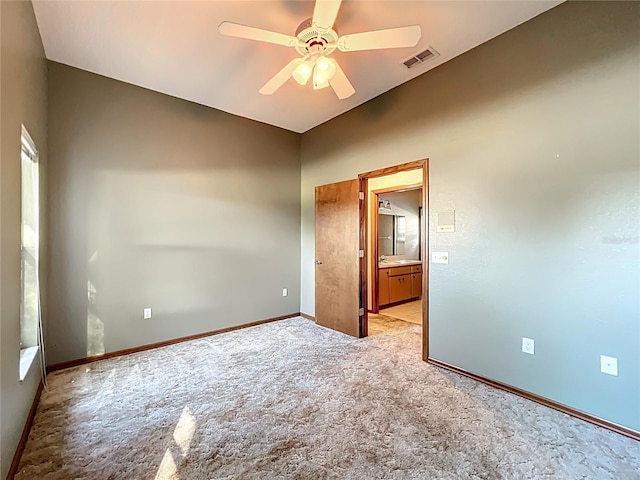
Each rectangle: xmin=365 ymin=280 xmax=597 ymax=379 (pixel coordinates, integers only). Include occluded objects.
xmin=313 ymin=71 xmax=330 ymax=90
xmin=312 ymin=56 xmax=336 ymax=89
xmin=293 ymin=60 xmax=314 ymax=85
xmin=316 ymin=56 xmax=336 ymax=76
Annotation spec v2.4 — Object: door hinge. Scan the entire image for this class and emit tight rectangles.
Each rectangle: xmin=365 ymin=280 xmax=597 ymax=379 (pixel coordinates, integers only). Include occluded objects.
xmin=359 ymin=192 xmax=364 ymax=200
xmin=359 ymin=308 xmax=365 ymax=316
xmin=359 ymin=249 xmax=365 ymax=258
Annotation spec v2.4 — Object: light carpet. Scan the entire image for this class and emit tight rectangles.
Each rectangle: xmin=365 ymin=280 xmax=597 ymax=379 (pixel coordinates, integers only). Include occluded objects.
xmin=17 ymin=317 xmax=640 ymax=479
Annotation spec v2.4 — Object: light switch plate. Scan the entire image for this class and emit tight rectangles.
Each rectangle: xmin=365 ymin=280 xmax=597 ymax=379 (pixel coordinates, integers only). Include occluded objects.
xmin=432 ymin=252 xmax=449 ymax=264
xmin=600 ymin=355 xmax=618 ymax=376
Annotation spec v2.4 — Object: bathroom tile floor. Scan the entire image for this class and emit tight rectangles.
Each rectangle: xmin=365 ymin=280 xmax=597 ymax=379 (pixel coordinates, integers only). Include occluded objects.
xmin=380 ymin=300 xmax=422 ymax=325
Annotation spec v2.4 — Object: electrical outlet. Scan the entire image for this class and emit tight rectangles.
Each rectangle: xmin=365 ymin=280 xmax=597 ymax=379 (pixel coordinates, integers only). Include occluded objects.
xmin=143 ymin=307 xmax=152 ymax=320
xmin=600 ymin=355 xmax=618 ymax=376
xmin=282 ymin=288 xmax=288 ymax=297
xmin=522 ymin=337 xmax=535 ymax=355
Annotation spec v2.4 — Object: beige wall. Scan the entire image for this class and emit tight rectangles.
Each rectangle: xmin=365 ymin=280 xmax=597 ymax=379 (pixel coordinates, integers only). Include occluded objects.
xmin=301 ymin=2 xmax=640 ymax=430
xmin=0 ymin=1 xmax=48 ymax=476
xmin=47 ymin=63 xmax=301 ymax=365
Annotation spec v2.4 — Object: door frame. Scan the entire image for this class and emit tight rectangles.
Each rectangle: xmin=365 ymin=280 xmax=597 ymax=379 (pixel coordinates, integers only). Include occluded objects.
xmin=358 ymin=159 xmax=429 ymax=360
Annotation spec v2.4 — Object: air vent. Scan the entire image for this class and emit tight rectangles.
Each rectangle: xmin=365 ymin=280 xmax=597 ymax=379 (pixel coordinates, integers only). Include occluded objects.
xmin=403 ymin=46 xmax=439 ymax=69
xmin=403 ymin=57 xmax=420 ymax=68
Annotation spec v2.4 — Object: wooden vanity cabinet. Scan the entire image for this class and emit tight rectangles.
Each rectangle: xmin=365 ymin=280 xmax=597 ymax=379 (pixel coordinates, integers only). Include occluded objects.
xmin=389 ymin=274 xmax=411 ymax=303
xmin=410 ymin=264 xmax=423 ymax=298
xmin=378 ymin=268 xmax=390 ymax=306
xmin=379 ymin=264 xmax=422 ymax=307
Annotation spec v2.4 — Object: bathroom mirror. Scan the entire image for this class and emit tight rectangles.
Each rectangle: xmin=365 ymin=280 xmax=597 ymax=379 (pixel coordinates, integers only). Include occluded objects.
xmin=376 ymin=188 xmax=422 ymax=260
xmin=378 ymin=214 xmax=406 ymax=256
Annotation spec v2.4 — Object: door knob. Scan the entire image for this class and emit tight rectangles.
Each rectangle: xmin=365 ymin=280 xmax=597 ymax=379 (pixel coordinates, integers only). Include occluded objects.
xmin=315 ymin=260 xmax=322 ymax=265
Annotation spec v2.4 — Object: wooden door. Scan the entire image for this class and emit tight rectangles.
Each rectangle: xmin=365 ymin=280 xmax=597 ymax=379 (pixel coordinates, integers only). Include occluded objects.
xmin=315 ymin=179 xmax=362 ymax=337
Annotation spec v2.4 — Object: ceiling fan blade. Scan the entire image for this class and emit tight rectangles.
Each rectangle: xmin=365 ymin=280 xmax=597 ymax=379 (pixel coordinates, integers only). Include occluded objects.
xmin=312 ymin=0 xmax=342 ymax=30
xmin=337 ymin=25 xmax=421 ymax=52
xmin=259 ymin=58 xmax=302 ymax=95
xmin=329 ymin=61 xmax=355 ymax=100
xmin=219 ymin=21 xmax=298 ymax=47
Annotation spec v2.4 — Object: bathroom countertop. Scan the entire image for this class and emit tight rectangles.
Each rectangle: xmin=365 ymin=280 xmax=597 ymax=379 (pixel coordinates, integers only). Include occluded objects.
xmin=378 ymin=259 xmax=422 ymax=268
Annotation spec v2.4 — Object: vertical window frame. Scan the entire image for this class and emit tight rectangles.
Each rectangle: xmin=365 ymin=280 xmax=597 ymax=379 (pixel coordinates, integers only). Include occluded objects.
xmin=19 ymin=125 xmax=41 ymax=381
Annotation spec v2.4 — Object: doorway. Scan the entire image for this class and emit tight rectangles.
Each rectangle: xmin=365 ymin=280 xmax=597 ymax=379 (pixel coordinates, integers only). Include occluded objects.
xmin=371 ymin=186 xmax=423 ymax=315
xmin=359 ymin=160 xmax=428 ymax=360
xmin=313 ymin=159 xmax=428 ymax=360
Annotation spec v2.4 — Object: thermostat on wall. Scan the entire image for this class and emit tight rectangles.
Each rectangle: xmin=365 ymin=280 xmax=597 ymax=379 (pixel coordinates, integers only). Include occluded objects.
xmin=437 ymin=210 xmax=455 ymax=233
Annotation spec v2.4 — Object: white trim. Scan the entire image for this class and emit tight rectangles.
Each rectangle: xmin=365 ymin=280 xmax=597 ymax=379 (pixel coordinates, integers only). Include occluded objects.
xmin=21 ymin=124 xmax=38 ymax=159
xmin=19 ymin=346 xmax=39 ymax=382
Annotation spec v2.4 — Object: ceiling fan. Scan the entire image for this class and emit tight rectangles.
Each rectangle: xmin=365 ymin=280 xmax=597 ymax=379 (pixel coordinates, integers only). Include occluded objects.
xmin=219 ymin=0 xmax=421 ymax=99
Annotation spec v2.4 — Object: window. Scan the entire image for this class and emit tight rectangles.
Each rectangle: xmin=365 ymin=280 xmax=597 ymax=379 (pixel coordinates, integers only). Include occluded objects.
xmin=20 ymin=125 xmax=41 ymax=380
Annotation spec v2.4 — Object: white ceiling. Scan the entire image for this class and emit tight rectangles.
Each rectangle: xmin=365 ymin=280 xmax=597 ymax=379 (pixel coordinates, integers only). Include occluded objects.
xmin=33 ymin=1 xmax=562 ymax=133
